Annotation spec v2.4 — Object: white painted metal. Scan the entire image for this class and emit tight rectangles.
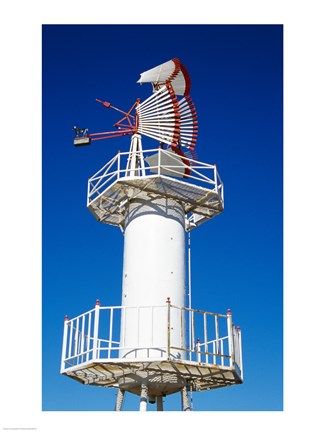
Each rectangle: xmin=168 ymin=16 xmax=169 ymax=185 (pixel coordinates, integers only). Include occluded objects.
xmin=181 ymin=386 xmax=191 ymax=411
xmin=86 ymin=312 xmax=91 ymax=362
xmin=87 ymin=149 xmax=222 ymax=200
xmin=145 ymin=148 xmax=187 ymax=178
xmin=125 ymin=134 xmax=146 ymax=178
xmin=139 ymin=384 xmax=148 ymax=411
xmin=60 ymin=318 xmax=68 ymax=372
xmin=93 ymin=303 xmax=100 ymax=360
xmin=136 ymin=87 xmax=198 ymax=150
xmin=137 ymin=59 xmax=177 ymax=85
xmin=227 ymin=310 xmax=234 ymax=368
xmin=61 ymin=304 xmax=242 ymax=375
xmin=238 ymin=329 xmax=244 ymax=380
xmin=87 ymin=147 xmax=224 ymax=231
xmin=137 ymin=58 xmax=190 ymax=96
xmin=120 ymin=195 xmax=186 ymax=359
xmin=137 ymin=85 xmax=179 ymax=147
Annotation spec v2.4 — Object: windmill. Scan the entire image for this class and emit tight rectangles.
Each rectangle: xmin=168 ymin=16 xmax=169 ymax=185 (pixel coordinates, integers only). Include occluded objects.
xmin=61 ymin=58 xmax=243 ymax=411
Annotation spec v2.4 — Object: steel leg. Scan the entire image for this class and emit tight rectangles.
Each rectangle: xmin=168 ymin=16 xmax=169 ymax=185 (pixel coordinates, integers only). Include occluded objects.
xmin=156 ymin=395 xmax=163 ymax=411
xmin=181 ymin=386 xmax=191 ymax=411
xmin=115 ymin=388 xmax=125 ymax=411
xmin=139 ymin=383 xmax=148 ymax=411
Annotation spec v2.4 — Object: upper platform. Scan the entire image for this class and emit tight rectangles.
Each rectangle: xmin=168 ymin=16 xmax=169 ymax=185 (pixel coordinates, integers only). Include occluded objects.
xmin=87 ymin=147 xmax=224 ymax=231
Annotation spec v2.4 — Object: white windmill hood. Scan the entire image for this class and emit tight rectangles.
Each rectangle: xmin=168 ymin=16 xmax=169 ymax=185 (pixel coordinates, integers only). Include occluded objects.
xmin=137 ymin=58 xmax=191 ymax=96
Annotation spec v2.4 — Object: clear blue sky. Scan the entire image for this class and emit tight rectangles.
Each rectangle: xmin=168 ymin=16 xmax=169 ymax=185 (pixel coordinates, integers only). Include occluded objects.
xmin=42 ymin=24 xmax=283 ymax=411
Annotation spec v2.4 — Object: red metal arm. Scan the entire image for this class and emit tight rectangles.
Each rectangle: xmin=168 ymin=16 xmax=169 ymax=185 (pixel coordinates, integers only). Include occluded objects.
xmin=87 ymin=99 xmax=140 ymax=141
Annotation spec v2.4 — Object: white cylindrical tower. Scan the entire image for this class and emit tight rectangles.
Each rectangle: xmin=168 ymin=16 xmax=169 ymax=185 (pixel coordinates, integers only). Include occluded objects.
xmin=120 ymin=196 xmax=186 ymax=359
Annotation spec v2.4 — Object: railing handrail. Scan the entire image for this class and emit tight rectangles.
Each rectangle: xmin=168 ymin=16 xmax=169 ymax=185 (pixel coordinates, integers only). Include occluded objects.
xmin=87 ymin=148 xmax=223 ymax=204
xmin=61 ymin=303 xmax=242 ymax=378
xmin=170 ymin=303 xmax=228 ymax=318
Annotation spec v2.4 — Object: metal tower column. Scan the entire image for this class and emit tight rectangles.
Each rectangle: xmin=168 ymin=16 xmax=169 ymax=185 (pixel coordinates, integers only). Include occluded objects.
xmin=181 ymin=385 xmax=191 ymax=411
xmin=156 ymin=396 xmax=163 ymax=411
xmin=139 ymin=383 xmax=148 ymax=412
xmin=115 ymin=388 xmax=125 ymax=411
xmin=119 ymin=151 xmax=187 ymax=360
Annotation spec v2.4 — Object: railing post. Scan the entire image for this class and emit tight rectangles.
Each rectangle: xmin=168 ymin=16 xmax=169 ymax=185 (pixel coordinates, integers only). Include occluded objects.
xmin=191 ymin=309 xmax=195 ymax=361
xmin=166 ymin=297 xmax=171 ymax=360
xmin=74 ymin=317 xmax=80 ymax=363
xmin=108 ymin=307 xmax=114 ymax=359
xmin=227 ymin=309 xmax=234 ymax=367
xmin=215 ymin=314 xmax=219 ymax=358
xmin=158 ymin=147 xmax=161 ymax=176
xmin=117 ymin=150 xmax=120 ymax=179
xmin=60 ymin=315 xmax=69 ymax=372
xmin=86 ymin=311 xmax=92 ymax=362
xmin=214 ymin=164 xmax=217 ymax=192
xmin=93 ymin=299 xmax=100 ymax=360
xmin=196 ymin=338 xmax=201 ymax=363
xmin=238 ymin=326 xmax=243 ymax=380
xmin=81 ymin=315 xmax=85 ymax=363
xmin=87 ymin=179 xmax=90 ymax=206
xmin=203 ymin=312 xmax=208 ymax=364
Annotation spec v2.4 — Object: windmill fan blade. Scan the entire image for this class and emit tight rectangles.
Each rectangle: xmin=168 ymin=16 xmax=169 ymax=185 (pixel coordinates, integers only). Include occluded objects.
xmin=136 ymin=83 xmax=180 ymax=147
xmin=137 ymin=58 xmax=191 ymax=96
xmin=137 ymin=58 xmax=198 ymax=152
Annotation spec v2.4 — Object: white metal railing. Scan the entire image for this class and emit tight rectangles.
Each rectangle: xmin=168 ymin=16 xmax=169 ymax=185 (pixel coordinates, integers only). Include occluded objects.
xmin=87 ymin=148 xmax=224 ymax=206
xmin=61 ymin=302 xmax=243 ymax=379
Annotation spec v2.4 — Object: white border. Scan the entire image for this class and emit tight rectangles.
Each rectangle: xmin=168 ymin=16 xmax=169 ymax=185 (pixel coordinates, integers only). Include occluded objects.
xmin=1 ymin=1 xmax=323 ymax=430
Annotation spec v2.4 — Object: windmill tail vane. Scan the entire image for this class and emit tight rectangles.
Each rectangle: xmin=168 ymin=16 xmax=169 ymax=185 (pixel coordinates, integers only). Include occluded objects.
xmin=73 ymin=58 xmax=198 ymax=164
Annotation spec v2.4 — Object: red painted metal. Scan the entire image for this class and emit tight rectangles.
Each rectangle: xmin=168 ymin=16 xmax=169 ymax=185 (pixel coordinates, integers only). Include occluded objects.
xmin=81 ymin=60 xmax=198 ymax=178
xmin=88 ymin=99 xmax=140 ymax=141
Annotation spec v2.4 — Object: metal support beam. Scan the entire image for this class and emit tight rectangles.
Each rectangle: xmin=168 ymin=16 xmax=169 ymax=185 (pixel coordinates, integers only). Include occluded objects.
xmin=156 ymin=396 xmax=163 ymax=411
xmin=139 ymin=383 xmax=148 ymax=412
xmin=181 ymin=386 xmax=191 ymax=411
xmin=115 ymin=388 xmax=125 ymax=411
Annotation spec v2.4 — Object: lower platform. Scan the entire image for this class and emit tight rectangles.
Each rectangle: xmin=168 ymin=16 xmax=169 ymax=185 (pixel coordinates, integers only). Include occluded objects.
xmin=61 ymin=303 xmax=243 ymax=399
xmin=62 ymin=358 xmax=243 ymax=396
